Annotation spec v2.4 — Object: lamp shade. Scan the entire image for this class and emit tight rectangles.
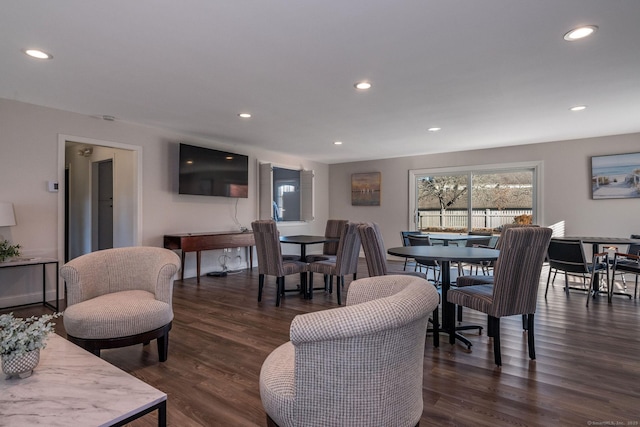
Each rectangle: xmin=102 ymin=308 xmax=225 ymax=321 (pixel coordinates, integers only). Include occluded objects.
xmin=0 ymin=202 xmax=17 ymax=227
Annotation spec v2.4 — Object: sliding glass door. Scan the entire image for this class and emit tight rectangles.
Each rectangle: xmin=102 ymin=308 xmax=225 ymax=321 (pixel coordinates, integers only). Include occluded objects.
xmin=409 ymin=162 xmax=541 ymax=232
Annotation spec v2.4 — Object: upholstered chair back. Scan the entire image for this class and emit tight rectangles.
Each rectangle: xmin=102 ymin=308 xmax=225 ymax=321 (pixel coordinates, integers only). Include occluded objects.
xmin=323 ymin=219 xmax=348 ymax=256
xmin=251 ymin=220 xmax=286 ymax=277
xmin=495 ymin=223 xmax=539 ymax=251
xmin=334 ymin=222 xmax=361 ymax=276
xmin=260 ymin=274 xmax=440 ymax=427
xmin=490 ymin=227 xmax=553 ymax=317
xmin=62 ymin=246 xmax=180 ymax=307
xmin=357 ymin=222 xmax=388 ymax=277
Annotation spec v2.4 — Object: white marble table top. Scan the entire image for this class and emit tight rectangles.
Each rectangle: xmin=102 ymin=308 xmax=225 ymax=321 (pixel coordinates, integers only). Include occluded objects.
xmin=0 ymin=334 xmax=166 ymax=426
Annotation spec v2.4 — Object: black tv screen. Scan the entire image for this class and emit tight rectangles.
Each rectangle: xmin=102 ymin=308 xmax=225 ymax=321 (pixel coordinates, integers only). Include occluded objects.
xmin=179 ymin=143 xmax=249 ymax=198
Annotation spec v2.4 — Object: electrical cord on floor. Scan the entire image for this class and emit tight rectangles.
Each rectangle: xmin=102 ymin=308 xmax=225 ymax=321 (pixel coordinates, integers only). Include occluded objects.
xmin=218 ymin=253 xmax=230 ymax=271
xmin=208 ymin=252 xmax=247 ymax=275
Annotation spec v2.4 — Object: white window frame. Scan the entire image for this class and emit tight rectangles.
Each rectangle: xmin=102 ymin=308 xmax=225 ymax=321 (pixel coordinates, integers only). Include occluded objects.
xmin=408 ymin=161 xmax=544 ymax=230
xmin=258 ymin=162 xmax=314 ymax=224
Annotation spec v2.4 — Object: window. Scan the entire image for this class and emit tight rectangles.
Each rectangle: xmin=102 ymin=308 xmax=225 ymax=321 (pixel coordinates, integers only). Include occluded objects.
xmin=409 ymin=162 xmax=542 ymax=232
xmin=259 ymin=163 xmax=314 ymax=222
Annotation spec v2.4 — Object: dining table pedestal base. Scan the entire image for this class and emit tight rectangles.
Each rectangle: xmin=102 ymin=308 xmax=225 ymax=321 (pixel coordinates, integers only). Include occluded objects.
xmin=387 ymin=245 xmax=499 ymax=350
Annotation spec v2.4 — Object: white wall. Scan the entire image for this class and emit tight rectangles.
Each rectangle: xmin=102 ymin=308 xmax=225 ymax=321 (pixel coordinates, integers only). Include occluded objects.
xmin=3 ymin=95 xmax=637 ymax=306
xmin=328 ymin=132 xmax=640 ymax=254
xmin=0 ymin=98 xmax=329 ymax=307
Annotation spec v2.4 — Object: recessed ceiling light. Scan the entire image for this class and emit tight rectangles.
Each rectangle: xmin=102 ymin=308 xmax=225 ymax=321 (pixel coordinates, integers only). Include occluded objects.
xmin=238 ymin=113 xmax=251 ymax=118
xmin=428 ymin=127 xmax=442 ymax=132
xmin=333 ymin=141 xmax=343 ymax=145
xmin=563 ymin=25 xmax=598 ymax=41
xmin=22 ymin=49 xmax=53 ymax=59
xmin=570 ymin=105 xmax=587 ymax=111
xmin=354 ymin=81 xmax=372 ymax=90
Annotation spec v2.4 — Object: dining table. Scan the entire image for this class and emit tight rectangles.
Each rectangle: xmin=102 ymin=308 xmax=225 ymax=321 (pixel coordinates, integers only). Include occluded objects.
xmin=409 ymin=233 xmax=493 ymax=247
xmin=387 ymin=245 xmax=499 ymax=349
xmin=279 ymin=235 xmax=339 ymax=298
xmin=552 ymin=236 xmax=640 ymax=299
xmin=552 ymin=236 xmax=640 ymax=254
xmin=279 ymin=235 xmax=339 ymax=261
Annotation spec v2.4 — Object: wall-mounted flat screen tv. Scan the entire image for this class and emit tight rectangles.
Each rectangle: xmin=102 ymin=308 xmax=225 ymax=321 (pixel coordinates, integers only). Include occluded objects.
xmin=179 ymin=143 xmax=249 ymax=198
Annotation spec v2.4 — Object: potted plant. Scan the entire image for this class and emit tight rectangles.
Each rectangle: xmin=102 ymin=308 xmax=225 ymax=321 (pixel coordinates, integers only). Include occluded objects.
xmin=0 ymin=312 xmax=60 ymax=379
xmin=0 ymin=240 xmax=21 ymax=262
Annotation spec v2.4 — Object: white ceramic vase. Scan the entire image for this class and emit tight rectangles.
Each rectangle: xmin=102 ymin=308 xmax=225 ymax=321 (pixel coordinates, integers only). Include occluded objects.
xmin=2 ymin=349 xmax=40 ymax=379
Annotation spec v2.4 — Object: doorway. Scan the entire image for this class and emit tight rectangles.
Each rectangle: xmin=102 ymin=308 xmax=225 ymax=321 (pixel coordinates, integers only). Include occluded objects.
xmin=95 ymin=159 xmax=114 ymax=251
xmin=58 ymin=135 xmax=142 ymax=262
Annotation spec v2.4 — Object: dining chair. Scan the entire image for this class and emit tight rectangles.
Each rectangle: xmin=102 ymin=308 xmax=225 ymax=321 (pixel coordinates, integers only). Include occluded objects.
xmin=446 ymin=227 xmax=552 ymax=366
xmin=455 ymin=232 xmax=493 ymax=276
xmin=307 ymin=222 xmax=361 ymax=305
xmin=453 ymin=226 xmax=535 ymax=322
xmin=259 ymin=274 xmax=440 ymax=427
xmin=609 ymin=234 xmax=640 ymax=297
xmin=400 ymin=230 xmax=421 ymax=270
xmin=305 ymin=219 xmax=348 ymax=263
xmin=407 ymin=235 xmax=440 ymax=285
xmin=251 ymin=220 xmax=309 ymax=307
xmin=462 ymin=224 xmax=536 ymax=276
xmin=358 ymin=223 xmax=426 ymax=279
xmin=358 ymin=223 xmax=440 ymax=347
xmin=544 ymin=238 xmax=610 ymax=305
xmin=610 ymin=250 xmax=640 ymax=300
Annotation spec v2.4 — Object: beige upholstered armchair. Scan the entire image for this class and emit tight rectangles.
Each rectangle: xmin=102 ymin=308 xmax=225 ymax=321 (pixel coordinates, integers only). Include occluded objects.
xmin=260 ymin=274 xmax=440 ymax=427
xmin=60 ymin=246 xmax=181 ymax=361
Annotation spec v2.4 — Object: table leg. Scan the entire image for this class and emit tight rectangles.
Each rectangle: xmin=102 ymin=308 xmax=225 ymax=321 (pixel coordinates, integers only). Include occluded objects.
xmin=54 ymin=262 xmax=59 ymax=311
xmin=442 ymin=260 xmax=475 ymax=349
xmin=180 ymin=251 xmax=186 ymax=281
xmin=441 ymin=260 xmax=454 ymax=330
xmin=196 ymin=251 xmax=201 ymax=284
xmin=42 ymin=262 xmax=59 ymax=312
xmin=591 ymin=243 xmax=600 ymax=295
xmin=42 ymin=264 xmax=46 ymax=307
xmin=246 ymin=246 xmax=253 ymax=269
xmin=158 ymin=400 xmax=167 ymax=427
xmin=300 ymin=244 xmax=308 ymax=298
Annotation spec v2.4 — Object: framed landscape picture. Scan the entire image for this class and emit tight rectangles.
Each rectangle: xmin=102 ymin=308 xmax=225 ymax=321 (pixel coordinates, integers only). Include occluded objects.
xmin=591 ymin=152 xmax=640 ymax=199
xmin=351 ymin=172 xmax=381 ymax=206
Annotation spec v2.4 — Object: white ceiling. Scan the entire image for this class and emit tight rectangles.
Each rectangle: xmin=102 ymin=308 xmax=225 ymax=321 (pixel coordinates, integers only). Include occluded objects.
xmin=2 ymin=1 xmax=640 ymax=164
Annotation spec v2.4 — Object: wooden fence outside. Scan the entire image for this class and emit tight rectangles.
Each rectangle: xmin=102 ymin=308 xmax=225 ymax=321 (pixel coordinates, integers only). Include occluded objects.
xmin=418 ymin=209 xmax=532 ymax=229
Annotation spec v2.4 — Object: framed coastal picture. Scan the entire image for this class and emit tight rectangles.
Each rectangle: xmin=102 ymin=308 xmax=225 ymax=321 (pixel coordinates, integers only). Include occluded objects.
xmin=351 ymin=172 xmax=381 ymax=206
xmin=591 ymin=152 xmax=640 ymax=199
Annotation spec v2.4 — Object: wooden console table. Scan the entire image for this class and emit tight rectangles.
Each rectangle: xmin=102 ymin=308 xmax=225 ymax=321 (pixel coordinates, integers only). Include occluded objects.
xmin=163 ymin=231 xmax=255 ymax=283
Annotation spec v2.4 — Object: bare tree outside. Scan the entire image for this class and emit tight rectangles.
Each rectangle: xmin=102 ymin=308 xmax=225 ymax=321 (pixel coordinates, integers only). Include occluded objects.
xmin=418 ymin=175 xmax=468 ymax=228
xmin=471 ymin=172 xmax=533 ymax=210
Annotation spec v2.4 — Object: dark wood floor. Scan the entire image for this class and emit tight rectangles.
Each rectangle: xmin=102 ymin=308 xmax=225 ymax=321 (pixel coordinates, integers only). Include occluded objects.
xmin=4 ymin=260 xmax=640 ymax=426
